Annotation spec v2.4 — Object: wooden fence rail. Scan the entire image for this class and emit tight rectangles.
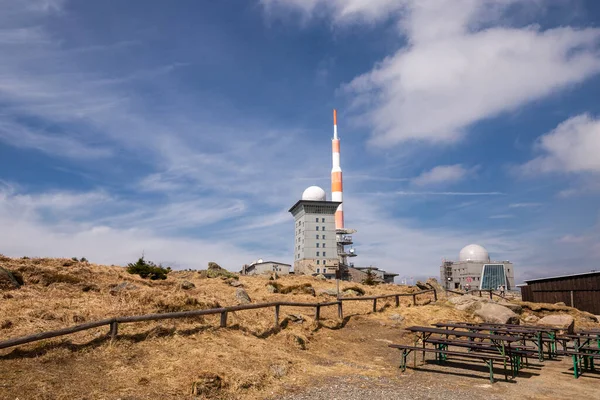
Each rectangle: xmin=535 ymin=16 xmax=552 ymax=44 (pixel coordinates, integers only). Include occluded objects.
xmin=446 ymin=288 xmax=503 ymax=300
xmin=0 ymin=289 xmax=435 ymax=351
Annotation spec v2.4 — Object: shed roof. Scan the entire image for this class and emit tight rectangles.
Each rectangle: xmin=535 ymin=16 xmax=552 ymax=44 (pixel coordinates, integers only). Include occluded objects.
xmin=523 ymin=270 xmax=600 ymax=284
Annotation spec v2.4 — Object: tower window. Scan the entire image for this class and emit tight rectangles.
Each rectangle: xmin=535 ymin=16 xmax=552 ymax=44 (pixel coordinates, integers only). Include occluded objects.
xmin=316 ymin=243 xmax=320 ymax=248
xmin=315 ymin=217 xmax=319 ymax=222
xmin=322 ymin=226 xmax=325 ymax=231
xmin=316 ymin=234 xmax=319 ymax=239
xmin=322 ymin=218 xmax=325 ymax=223
xmin=323 ymin=252 xmax=326 ymax=257
xmin=322 ymin=243 xmax=325 ymax=247
xmin=316 ymin=226 xmax=319 ymax=231
xmin=316 ymin=251 xmax=320 ymax=256
xmin=322 ymin=235 xmax=325 ymax=239
xmin=316 ymin=261 xmax=320 ymax=265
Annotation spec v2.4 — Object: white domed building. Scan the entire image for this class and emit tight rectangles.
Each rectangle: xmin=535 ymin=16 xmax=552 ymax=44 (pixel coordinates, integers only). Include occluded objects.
xmin=289 ymin=186 xmax=342 ymax=277
xmin=440 ymin=244 xmax=515 ymax=291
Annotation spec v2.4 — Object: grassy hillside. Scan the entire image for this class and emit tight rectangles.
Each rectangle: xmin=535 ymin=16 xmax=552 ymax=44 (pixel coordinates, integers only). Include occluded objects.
xmin=1 ymin=255 xmax=598 ymax=399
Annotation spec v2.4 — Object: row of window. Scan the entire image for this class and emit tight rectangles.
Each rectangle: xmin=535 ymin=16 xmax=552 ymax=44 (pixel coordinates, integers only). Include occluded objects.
xmin=316 ymin=261 xmax=327 ymax=266
xmin=315 ymin=217 xmax=326 ymax=223
xmin=316 ymin=243 xmax=325 ymax=248
xmin=315 ymin=226 xmax=325 ymax=231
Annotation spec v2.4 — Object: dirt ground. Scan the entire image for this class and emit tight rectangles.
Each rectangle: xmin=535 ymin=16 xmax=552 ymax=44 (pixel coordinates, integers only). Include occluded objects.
xmin=1 ymin=257 xmax=599 ymax=399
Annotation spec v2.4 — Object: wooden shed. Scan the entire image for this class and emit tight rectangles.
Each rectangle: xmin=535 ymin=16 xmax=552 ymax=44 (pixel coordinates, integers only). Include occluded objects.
xmin=519 ymin=271 xmax=600 ymax=315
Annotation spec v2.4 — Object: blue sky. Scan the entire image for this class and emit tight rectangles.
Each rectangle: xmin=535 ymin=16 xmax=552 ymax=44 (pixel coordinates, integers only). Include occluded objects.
xmin=1 ymin=0 xmax=600 ymax=283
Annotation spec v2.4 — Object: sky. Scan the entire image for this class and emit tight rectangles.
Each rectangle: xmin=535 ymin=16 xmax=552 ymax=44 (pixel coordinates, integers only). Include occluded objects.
xmin=1 ymin=0 xmax=600 ymax=283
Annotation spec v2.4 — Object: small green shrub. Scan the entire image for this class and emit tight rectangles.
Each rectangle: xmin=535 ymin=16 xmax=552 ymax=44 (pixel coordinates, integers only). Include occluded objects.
xmin=21 ymin=256 xmax=30 ymax=260
xmin=71 ymin=257 xmax=79 ymax=262
xmin=126 ymin=256 xmax=171 ymax=280
xmin=362 ymin=270 xmax=379 ymax=286
xmin=80 ymin=257 xmax=88 ymax=263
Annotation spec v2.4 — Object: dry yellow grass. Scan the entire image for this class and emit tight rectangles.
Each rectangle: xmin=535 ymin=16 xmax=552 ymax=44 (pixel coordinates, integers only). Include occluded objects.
xmin=0 ymin=256 xmax=598 ymax=399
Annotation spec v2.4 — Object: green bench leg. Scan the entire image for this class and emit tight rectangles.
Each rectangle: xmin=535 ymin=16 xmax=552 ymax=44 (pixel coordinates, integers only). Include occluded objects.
xmin=488 ymin=359 xmax=494 ymax=384
xmin=573 ymin=354 xmax=579 ymax=378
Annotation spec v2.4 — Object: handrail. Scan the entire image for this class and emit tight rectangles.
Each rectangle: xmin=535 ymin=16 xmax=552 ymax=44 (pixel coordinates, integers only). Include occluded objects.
xmin=0 ymin=289 xmax=436 ymax=351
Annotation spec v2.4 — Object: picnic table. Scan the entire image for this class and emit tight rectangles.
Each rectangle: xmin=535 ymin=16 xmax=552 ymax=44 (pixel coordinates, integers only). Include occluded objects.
xmin=433 ymin=322 xmax=558 ymax=361
xmin=557 ymin=331 xmax=600 ymax=378
xmin=390 ymin=326 xmax=526 ymax=382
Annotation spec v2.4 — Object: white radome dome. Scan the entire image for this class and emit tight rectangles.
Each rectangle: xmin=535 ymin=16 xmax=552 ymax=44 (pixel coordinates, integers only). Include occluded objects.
xmin=459 ymin=244 xmax=490 ymax=262
xmin=302 ymin=186 xmax=326 ymax=201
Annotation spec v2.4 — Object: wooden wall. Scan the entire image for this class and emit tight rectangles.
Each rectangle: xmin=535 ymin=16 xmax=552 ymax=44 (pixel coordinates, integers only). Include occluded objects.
xmin=520 ymin=273 xmax=600 ymax=315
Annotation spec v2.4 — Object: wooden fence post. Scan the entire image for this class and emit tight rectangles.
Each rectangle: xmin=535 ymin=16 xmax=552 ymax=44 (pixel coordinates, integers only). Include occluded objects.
xmin=412 ymin=294 xmax=416 ymax=306
xmin=373 ymin=299 xmax=377 ymax=313
xmin=433 ymin=289 xmax=437 ymax=302
xmin=109 ymin=321 xmax=118 ymax=339
xmin=274 ymin=305 xmax=280 ymax=327
xmin=337 ymin=301 xmax=343 ymax=319
xmin=395 ymin=295 xmax=400 ymax=307
xmin=479 ymin=290 xmax=482 ymax=297
xmin=488 ymin=290 xmax=492 ymax=300
xmin=220 ymin=312 xmax=228 ymax=328
xmin=315 ymin=305 xmax=321 ymax=321
xmin=570 ymin=291 xmax=574 ymax=307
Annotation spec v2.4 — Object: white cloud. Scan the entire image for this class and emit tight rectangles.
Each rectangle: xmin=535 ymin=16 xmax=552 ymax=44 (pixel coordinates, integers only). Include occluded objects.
xmin=521 ymin=114 xmax=600 ymax=175
xmin=490 ymin=214 xmax=514 ymax=219
xmin=411 ymin=164 xmax=471 ymax=186
xmin=509 ymin=202 xmax=542 ymax=208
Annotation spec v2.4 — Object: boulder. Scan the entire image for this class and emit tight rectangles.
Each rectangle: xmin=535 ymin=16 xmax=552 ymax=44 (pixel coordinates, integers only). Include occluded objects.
xmin=425 ymin=278 xmax=445 ymax=298
xmin=475 ymin=303 xmax=520 ymax=324
xmin=554 ymin=302 xmax=566 ymax=306
xmin=448 ymin=294 xmax=485 ymax=312
xmin=315 ymin=274 xmax=326 ymax=281
xmin=524 ymin=315 xmax=540 ymax=323
xmin=343 ymin=289 xmax=362 ymax=297
xmin=109 ymin=282 xmax=138 ymax=295
xmin=0 ymin=267 xmax=21 ymax=290
xmin=180 ymin=280 xmax=195 ymax=290
xmin=496 ymin=301 xmax=523 ymax=314
xmin=266 ymin=284 xmax=278 ymax=293
xmin=235 ymin=288 xmax=251 ymax=304
xmin=537 ymin=314 xmax=575 ymax=334
xmin=415 ymin=281 xmax=430 ymax=290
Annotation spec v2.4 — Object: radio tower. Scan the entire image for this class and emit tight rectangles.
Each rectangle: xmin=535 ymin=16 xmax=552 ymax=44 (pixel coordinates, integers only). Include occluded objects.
xmin=331 ymin=109 xmax=356 ymax=276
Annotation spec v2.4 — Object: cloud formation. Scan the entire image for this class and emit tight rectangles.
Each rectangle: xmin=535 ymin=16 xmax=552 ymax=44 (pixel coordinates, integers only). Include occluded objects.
xmin=411 ymin=164 xmax=471 ymax=187
xmin=521 ymin=114 xmax=600 ymax=175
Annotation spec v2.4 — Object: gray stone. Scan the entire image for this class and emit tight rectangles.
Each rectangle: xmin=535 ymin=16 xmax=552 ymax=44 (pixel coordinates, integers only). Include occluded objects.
xmin=109 ymin=282 xmax=138 ymax=295
xmin=180 ymin=280 xmax=195 ymax=290
xmin=389 ymin=314 xmax=405 ymax=323
xmin=235 ymin=288 xmax=251 ymax=304
xmin=449 ymin=294 xmax=485 ymax=312
xmin=229 ymin=280 xmax=243 ymax=287
xmin=319 ymin=289 xmax=338 ymax=297
xmin=343 ymin=289 xmax=362 ymax=297
xmin=554 ymin=302 xmax=566 ymax=306
xmin=315 ymin=274 xmax=327 ymax=281
xmin=537 ymin=314 xmax=575 ymax=334
xmin=475 ymin=303 xmax=520 ymax=324
xmin=288 ymin=314 xmax=305 ymax=323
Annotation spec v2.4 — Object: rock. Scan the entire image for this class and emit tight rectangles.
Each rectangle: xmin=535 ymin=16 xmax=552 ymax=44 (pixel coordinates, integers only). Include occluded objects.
xmin=554 ymin=302 xmax=566 ymax=306
xmin=425 ymin=278 xmax=445 ymax=298
xmin=229 ymin=280 xmax=243 ymax=287
xmin=180 ymin=280 xmax=195 ymax=290
xmin=302 ymin=286 xmax=316 ymax=296
xmin=389 ymin=314 xmax=405 ymax=323
xmin=580 ymin=312 xmax=598 ymax=322
xmin=235 ymin=288 xmax=251 ymax=304
xmin=266 ymin=284 xmax=278 ymax=293
xmin=72 ymin=314 xmax=86 ymax=323
xmin=191 ymin=372 xmax=223 ymax=396
xmin=475 ymin=303 xmax=520 ymax=324
xmin=343 ymin=289 xmax=362 ymax=297
xmin=449 ymin=294 xmax=485 ymax=312
xmin=496 ymin=301 xmax=523 ymax=314
xmin=270 ymin=272 xmax=279 ymax=280
xmin=524 ymin=315 xmax=539 ymax=323
xmin=109 ymin=282 xmax=138 ymax=295
xmin=415 ymin=281 xmax=430 ymax=290
xmin=1 ymin=320 xmax=12 ymax=329
xmin=269 ymin=363 xmax=289 ymax=378
xmin=315 ymin=274 xmax=327 ymax=281
xmin=318 ymin=289 xmax=338 ymax=297
xmin=287 ymin=314 xmax=305 ymax=323
xmin=537 ymin=314 xmax=575 ymax=334
xmin=81 ymin=284 xmax=100 ymax=292
xmin=0 ymin=267 xmax=21 ymax=290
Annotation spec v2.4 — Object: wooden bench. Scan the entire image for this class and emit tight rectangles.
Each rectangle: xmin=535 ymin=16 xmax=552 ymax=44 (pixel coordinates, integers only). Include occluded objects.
xmin=389 ymin=344 xmax=509 ymax=383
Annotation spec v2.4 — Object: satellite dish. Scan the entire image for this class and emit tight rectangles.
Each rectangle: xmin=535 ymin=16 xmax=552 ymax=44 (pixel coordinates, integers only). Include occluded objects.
xmin=258 ymin=259 xmax=263 ymax=263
